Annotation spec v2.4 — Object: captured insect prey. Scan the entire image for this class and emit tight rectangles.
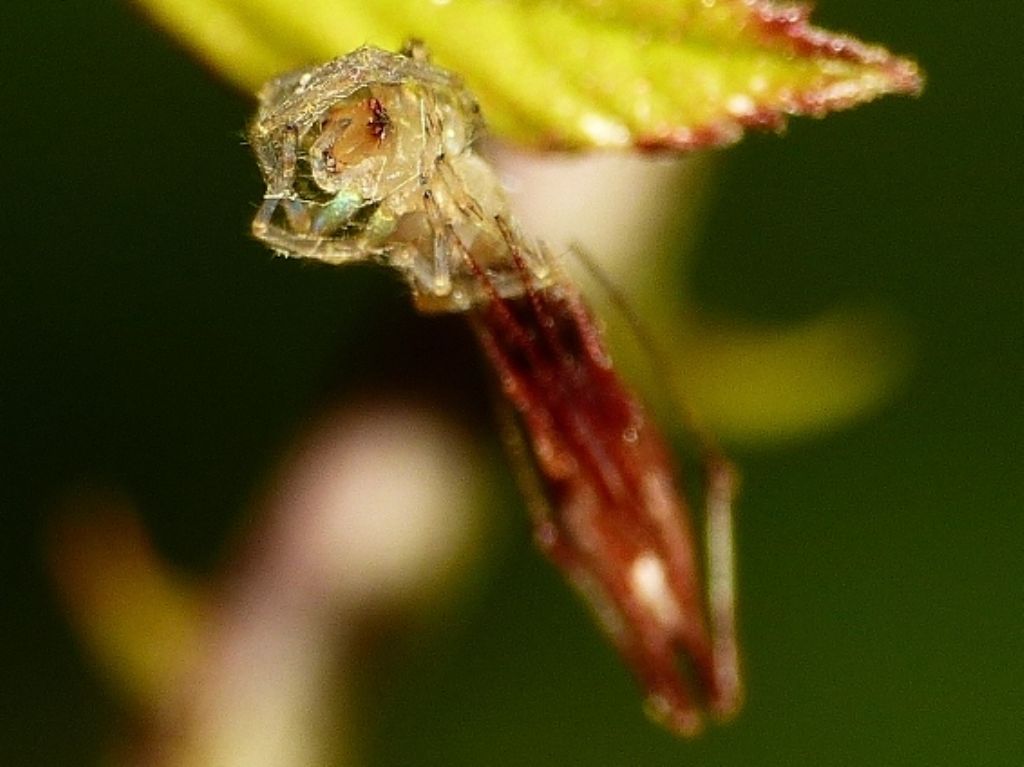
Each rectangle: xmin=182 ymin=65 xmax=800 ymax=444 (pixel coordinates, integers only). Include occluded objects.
xmin=248 ymin=44 xmax=741 ymax=735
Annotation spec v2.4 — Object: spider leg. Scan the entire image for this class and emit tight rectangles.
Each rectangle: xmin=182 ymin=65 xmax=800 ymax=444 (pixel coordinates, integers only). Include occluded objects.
xmin=702 ymin=452 xmax=743 ymax=718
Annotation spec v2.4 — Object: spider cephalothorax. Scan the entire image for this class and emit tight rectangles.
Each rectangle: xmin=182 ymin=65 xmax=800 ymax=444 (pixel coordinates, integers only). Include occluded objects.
xmin=249 ymin=44 xmax=552 ymax=312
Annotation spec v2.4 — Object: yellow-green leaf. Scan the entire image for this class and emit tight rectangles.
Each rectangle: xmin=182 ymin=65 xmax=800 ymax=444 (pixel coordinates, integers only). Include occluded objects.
xmin=670 ymin=308 xmax=912 ymax=443
xmin=133 ymin=0 xmax=922 ymax=149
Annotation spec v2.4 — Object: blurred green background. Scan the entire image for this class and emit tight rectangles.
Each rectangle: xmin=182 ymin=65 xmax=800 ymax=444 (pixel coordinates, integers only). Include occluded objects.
xmin=1 ymin=1 xmax=1020 ymax=765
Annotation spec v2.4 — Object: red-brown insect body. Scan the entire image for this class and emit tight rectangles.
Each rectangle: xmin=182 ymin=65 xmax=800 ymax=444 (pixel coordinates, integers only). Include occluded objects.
xmin=470 ymin=271 xmax=737 ymax=735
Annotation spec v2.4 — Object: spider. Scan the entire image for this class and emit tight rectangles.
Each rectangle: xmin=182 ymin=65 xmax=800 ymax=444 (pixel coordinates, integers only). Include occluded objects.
xmin=248 ymin=43 xmax=741 ymax=735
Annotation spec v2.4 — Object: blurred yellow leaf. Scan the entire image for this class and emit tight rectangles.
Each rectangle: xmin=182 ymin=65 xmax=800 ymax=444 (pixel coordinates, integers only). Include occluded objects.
xmin=49 ymin=497 xmax=201 ymax=705
xmin=671 ymin=307 xmax=911 ymax=444
xmin=133 ymin=0 xmax=921 ymax=149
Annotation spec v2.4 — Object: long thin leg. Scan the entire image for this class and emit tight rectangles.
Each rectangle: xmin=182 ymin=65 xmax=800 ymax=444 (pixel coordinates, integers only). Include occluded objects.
xmin=703 ymin=453 xmax=742 ymax=718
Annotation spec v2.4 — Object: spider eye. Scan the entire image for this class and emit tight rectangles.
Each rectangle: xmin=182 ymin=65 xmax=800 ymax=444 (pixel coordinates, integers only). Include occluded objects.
xmin=317 ymin=93 xmax=392 ymax=174
xmin=366 ymin=97 xmax=391 ymax=141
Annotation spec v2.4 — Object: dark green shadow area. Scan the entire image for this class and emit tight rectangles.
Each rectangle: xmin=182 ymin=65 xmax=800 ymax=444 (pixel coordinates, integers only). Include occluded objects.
xmin=0 ymin=2 xmax=1020 ymax=766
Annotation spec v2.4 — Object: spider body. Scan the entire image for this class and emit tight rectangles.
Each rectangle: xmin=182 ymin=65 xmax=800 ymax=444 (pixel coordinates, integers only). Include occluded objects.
xmin=249 ymin=45 xmax=741 ymax=735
